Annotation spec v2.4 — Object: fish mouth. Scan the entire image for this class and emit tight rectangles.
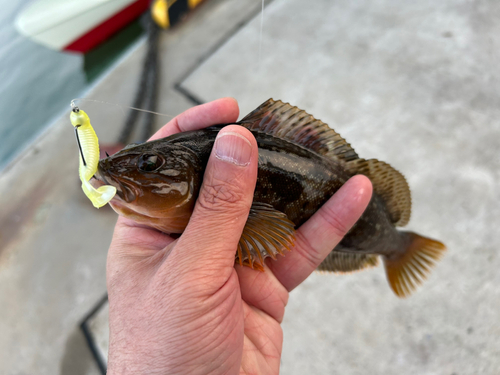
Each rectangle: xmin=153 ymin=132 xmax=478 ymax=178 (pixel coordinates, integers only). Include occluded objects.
xmin=94 ymin=165 xmax=139 ymax=203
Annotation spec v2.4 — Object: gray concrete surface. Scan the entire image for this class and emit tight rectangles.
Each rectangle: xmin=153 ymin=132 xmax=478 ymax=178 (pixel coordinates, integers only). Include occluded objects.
xmin=1 ymin=0 xmax=500 ymax=374
xmin=183 ymin=0 xmax=500 ymax=374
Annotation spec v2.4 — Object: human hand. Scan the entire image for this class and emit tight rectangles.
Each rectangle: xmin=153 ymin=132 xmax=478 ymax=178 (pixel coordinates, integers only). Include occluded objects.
xmin=106 ymin=98 xmax=373 ymax=375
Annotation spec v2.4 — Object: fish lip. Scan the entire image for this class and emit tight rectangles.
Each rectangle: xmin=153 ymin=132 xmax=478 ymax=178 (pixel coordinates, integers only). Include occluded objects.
xmin=92 ymin=166 xmax=114 ymax=192
xmin=105 ymin=172 xmax=139 ymax=203
xmin=94 ymin=163 xmax=137 ymax=203
xmin=90 ymin=169 xmax=106 ymax=190
xmin=113 ymin=177 xmax=138 ymax=203
xmin=93 ymin=167 xmax=107 ymax=186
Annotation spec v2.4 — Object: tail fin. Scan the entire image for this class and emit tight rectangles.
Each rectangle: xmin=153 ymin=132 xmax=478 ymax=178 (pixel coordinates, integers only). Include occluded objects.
xmin=384 ymin=232 xmax=446 ymax=298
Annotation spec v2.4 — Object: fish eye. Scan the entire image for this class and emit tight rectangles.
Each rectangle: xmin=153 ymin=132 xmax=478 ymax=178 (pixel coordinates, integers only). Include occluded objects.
xmin=138 ymin=154 xmax=163 ymax=172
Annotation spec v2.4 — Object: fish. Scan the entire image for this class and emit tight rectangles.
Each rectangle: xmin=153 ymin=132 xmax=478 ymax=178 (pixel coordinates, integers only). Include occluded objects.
xmin=95 ymin=99 xmax=446 ymax=297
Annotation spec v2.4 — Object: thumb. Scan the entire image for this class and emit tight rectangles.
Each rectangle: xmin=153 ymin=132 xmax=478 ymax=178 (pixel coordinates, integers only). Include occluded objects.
xmin=172 ymin=125 xmax=258 ymax=274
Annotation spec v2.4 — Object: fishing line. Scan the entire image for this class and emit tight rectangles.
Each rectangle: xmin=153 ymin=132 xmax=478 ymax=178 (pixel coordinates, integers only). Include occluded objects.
xmin=259 ymin=0 xmax=265 ymax=66
xmin=71 ymin=106 xmax=88 ymax=166
xmin=72 ymin=12 xmax=163 ymax=147
xmin=70 ymin=98 xmax=175 ymax=120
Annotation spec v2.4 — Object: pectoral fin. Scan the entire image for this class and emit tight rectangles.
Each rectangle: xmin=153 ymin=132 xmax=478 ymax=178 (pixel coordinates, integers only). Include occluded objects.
xmin=317 ymin=251 xmax=379 ymax=273
xmin=236 ymin=202 xmax=296 ymax=271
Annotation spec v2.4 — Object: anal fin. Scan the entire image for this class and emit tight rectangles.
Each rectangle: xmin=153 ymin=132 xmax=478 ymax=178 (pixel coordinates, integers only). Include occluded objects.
xmin=236 ymin=202 xmax=296 ymax=271
xmin=317 ymin=251 xmax=379 ymax=273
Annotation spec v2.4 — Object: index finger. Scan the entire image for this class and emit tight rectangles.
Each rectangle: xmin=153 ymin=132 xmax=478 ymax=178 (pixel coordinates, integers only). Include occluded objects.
xmin=149 ymin=97 xmax=239 ymax=140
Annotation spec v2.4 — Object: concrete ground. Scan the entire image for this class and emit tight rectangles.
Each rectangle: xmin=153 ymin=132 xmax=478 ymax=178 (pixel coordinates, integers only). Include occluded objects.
xmin=1 ymin=0 xmax=500 ymax=374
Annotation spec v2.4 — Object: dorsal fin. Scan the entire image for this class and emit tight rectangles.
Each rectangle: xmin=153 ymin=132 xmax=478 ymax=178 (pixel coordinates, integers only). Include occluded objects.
xmin=239 ymin=99 xmax=412 ymax=227
xmin=347 ymin=159 xmax=412 ymax=227
xmin=238 ymin=99 xmax=359 ymax=162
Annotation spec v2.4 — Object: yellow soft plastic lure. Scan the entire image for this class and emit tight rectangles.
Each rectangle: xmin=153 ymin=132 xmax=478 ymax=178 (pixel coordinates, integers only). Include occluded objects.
xmin=70 ymin=107 xmax=116 ymax=208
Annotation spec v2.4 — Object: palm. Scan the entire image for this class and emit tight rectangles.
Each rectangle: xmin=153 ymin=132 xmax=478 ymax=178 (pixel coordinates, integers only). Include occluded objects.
xmin=240 ymin=301 xmax=283 ymax=374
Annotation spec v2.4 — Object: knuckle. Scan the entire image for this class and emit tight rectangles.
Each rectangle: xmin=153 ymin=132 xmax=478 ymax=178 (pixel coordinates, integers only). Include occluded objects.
xmin=295 ymin=230 xmax=325 ymax=266
xmin=319 ymin=207 xmax=351 ymax=239
xmin=198 ymin=179 xmax=245 ymax=212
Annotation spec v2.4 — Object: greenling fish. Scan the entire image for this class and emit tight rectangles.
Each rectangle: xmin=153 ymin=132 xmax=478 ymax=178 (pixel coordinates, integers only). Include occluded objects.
xmin=95 ymin=99 xmax=446 ymax=297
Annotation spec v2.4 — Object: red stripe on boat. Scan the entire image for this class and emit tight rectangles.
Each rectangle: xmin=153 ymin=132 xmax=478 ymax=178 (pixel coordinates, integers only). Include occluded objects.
xmin=64 ymin=0 xmax=150 ymax=53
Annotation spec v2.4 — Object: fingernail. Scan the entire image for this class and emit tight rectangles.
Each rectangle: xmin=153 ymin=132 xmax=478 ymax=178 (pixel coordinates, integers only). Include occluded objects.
xmin=215 ymin=131 xmax=252 ymax=166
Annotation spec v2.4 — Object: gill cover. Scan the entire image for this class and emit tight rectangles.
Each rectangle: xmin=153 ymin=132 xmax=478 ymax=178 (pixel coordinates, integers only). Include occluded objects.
xmin=70 ymin=108 xmax=116 ymax=208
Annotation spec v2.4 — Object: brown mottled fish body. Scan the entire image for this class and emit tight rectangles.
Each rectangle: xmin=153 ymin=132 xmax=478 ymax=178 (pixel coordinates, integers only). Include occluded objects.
xmin=96 ymin=99 xmax=446 ymax=297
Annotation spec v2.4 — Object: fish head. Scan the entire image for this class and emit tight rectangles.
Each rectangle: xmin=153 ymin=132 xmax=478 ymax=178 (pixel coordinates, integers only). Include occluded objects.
xmin=94 ymin=141 xmax=201 ymax=232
